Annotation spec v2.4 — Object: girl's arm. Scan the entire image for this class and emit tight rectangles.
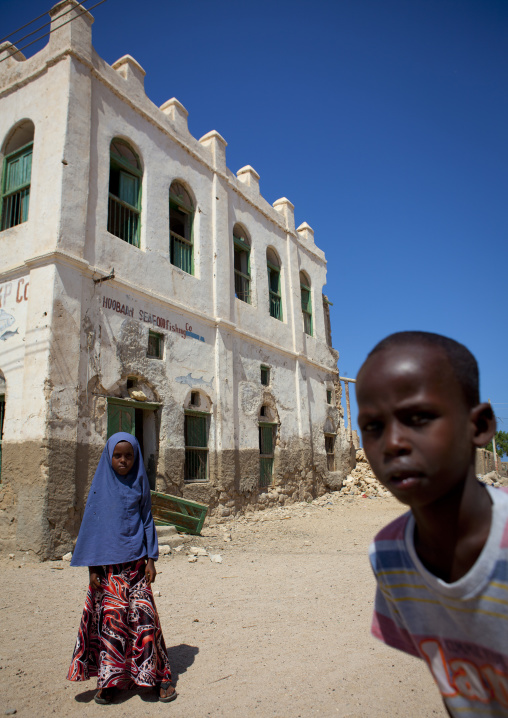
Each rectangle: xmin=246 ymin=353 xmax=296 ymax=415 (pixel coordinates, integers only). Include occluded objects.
xmin=140 ymin=484 xmax=159 ymax=584
xmin=88 ymin=566 xmax=102 ymax=589
xmin=145 ymin=558 xmax=156 ymax=585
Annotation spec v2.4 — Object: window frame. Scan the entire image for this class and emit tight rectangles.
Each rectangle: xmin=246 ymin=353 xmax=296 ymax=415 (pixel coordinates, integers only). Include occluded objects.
xmin=259 ymin=420 xmax=277 ymax=488
xmin=233 ymin=234 xmax=251 ymax=303
xmin=324 ymin=433 xmax=336 ymax=471
xmin=300 ymin=280 xmax=313 ymax=336
xmin=169 ymin=184 xmax=194 ymax=275
xmin=1 ymin=141 xmax=33 ymax=231
xmin=267 ymin=259 xmax=283 ymax=321
xmin=184 ymin=410 xmax=209 ymax=482
xmin=107 ymin=139 xmax=142 ymax=247
xmin=147 ymin=330 xmax=164 ymax=359
xmin=260 ymin=365 xmax=270 ymax=386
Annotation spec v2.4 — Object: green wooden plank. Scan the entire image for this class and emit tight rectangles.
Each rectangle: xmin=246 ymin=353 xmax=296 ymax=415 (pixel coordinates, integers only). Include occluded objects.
xmin=150 ymin=490 xmax=208 ymax=535
xmin=151 ymin=490 xmax=208 ymax=511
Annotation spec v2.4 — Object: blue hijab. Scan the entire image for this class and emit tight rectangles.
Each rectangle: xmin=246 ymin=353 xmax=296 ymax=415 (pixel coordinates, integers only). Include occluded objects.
xmin=71 ymin=432 xmax=159 ymax=567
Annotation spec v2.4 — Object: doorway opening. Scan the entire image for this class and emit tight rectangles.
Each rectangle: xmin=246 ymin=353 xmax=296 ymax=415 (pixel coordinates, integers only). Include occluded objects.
xmin=107 ymin=397 xmax=160 ymax=489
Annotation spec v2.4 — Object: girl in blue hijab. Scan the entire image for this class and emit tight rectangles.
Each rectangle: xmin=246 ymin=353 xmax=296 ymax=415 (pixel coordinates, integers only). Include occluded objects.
xmin=67 ymin=433 xmax=176 ymax=704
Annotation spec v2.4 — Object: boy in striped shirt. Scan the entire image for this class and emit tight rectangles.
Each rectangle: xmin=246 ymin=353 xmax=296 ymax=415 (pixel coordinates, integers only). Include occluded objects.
xmin=356 ymin=331 xmax=507 ymax=717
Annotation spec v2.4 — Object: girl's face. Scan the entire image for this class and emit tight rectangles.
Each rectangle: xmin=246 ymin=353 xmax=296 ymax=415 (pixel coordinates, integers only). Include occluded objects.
xmin=111 ymin=441 xmax=135 ymax=475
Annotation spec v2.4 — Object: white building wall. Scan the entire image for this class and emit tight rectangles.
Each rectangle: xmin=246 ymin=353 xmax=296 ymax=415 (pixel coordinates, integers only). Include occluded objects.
xmin=0 ymin=0 xmax=351 ymax=558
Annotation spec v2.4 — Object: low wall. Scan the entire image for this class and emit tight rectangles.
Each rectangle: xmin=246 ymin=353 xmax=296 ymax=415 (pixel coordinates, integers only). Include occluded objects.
xmin=476 ymin=448 xmax=508 ymax=477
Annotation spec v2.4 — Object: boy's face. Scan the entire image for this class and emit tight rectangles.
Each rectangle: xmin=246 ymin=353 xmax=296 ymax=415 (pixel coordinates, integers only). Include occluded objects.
xmin=356 ymin=344 xmax=475 ymax=509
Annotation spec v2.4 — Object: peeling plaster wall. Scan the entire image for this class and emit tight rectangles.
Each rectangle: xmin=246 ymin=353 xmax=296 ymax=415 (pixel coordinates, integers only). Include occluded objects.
xmin=0 ymin=0 xmax=353 ymax=557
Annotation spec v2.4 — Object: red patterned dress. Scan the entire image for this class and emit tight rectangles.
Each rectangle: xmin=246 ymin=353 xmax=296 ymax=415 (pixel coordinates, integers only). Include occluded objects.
xmin=67 ymin=559 xmax=171 ymax=689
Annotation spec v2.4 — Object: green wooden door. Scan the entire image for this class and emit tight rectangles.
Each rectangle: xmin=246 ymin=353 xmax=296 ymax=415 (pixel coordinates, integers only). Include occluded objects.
xmin=259 ymin=424 xmax=274 ymax=487
xmin=107 ymin=401 xmax=135 ymax=438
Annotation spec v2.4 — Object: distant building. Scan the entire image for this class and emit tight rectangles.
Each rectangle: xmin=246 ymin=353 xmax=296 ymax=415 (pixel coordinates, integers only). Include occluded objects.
xmin=0 ymin=0 xmax=352 ymax=559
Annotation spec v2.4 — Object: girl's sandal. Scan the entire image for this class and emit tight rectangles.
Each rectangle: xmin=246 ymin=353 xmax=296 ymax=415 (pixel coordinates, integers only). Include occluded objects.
xmin=94 ymin=687 xmax=116 ymax=704
xmin=159 ymin=680 xmax=177 ymax=703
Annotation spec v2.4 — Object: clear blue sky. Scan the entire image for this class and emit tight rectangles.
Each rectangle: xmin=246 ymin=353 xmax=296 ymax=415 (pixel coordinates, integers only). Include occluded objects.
xmin=3 ymin=0 xmax=508 ymax=443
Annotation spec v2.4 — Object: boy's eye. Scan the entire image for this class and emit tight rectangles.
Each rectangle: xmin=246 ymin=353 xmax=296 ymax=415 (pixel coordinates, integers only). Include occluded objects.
xmin=361 ymin=420 xmax=383 ymax=433
xmin=406 ymin=412 xmax=435 ymax=426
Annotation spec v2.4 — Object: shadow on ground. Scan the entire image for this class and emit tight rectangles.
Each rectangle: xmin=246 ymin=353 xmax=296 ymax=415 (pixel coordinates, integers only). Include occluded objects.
xmin=73 ymin=643 xmax=199 ymax=703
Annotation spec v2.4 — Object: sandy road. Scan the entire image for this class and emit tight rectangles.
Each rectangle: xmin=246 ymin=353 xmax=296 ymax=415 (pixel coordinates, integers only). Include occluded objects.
xmin=0 ymin=496 xmax=445 ymax=717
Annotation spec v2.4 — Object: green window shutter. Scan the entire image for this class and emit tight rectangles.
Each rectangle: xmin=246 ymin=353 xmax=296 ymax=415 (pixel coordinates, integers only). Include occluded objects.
xmin=2 ymin=145 xmax=33 ymax=229
xmin=107 ymin=401 xmax=135 ymax=438
xmin=300 ymin=283 xmax=312 ymax=335
xmin=259 ymin=425 xmax=274 ymax=455
xmin=267 ymin=264 xmax=283 ymax=320
xmin=184 ymin=413 xmax=208 ymax=481
xmin=4 ymin=147 xmax=32 ymax=193
xmin=185 ymin=415 xmax=207 ymax=448
xmin=119 ymin=170 xmax=138 ymax=208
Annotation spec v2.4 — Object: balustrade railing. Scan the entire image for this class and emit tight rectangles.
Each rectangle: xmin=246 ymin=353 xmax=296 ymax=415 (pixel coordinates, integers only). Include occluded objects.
xmin=234 ymin=270 xmax=251 ymax=303
xmin=108 ymin=195 xmax=139 ymax=245
xmin=1 ymin=188 xmax=29 ymax=229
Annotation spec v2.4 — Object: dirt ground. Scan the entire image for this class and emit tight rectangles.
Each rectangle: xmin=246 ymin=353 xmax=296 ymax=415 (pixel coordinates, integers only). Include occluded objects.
xmin=0 ymin=495 xmax=446 ymax=717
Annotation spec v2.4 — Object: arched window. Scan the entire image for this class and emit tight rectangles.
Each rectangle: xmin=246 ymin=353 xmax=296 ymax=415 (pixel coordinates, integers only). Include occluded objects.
xmin=1 ymin=120 xmax=34 ymax=231
xmin=107 ymin=138 xmax=142 ymax=246
xmin=233 ymin=223 xmax=251 ymax=303
xmin=266 ymin=248 xmax=282 ymax=320
xmin=300 ymin=271 xmax=312 ymax=336
xmin=170 ymin=181 xmax=194 ymax=274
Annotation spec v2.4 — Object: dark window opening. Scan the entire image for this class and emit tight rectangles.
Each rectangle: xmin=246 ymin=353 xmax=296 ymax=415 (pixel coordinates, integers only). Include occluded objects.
xmin=147 ymin=330 xmax=163 ymax=359
xmin=170 ymin=181 xmax=194 ymax=274
xmin=261 ymin=365 xmax=270 ymax=386
xmin=326 ymin=389 xmax=332 ymax=405
xmin=107 ymin=138 xmax=142 ymax=246
xmin=325 ymin=434 xmax=335 ymax=471
xmin=190 ymin=391 xmax=200 ymax=407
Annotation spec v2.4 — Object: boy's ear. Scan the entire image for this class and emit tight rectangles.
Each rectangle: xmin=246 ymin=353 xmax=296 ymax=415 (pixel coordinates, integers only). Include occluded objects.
xmin=470 ymin=402 xmax=497 ymax=447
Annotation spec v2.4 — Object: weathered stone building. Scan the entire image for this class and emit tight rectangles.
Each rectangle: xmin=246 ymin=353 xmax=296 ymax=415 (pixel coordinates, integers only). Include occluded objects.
xmin=0 ymin=0 xmax=352 ymax=559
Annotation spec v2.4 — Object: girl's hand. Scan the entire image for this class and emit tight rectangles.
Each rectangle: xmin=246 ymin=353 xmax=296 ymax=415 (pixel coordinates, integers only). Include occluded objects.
xmin=89 ymin=568 xmax=102 ymax=590
xmin=145 ymin=558 xmax=157 ymax=585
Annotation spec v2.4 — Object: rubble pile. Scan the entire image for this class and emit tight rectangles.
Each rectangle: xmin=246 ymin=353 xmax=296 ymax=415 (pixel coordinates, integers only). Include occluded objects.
xmin=479 ymin=471 xmax=508 ymax=488
xmin=339 ymin=449 xmax=391 ymax=498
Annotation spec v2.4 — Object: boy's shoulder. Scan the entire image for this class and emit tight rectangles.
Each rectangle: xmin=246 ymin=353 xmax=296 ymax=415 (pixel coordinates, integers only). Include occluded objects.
xmin=372 ymin=511 xmax=411 ymax=545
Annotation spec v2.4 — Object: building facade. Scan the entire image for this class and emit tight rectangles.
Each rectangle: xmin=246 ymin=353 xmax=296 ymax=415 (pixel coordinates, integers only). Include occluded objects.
xmin=0 ymin=0 xmax=352 ymax=559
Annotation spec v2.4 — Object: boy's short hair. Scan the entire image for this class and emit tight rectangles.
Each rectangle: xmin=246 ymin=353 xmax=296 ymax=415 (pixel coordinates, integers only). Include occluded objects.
xmin=365 ymin=331 xmax=480 ymax=408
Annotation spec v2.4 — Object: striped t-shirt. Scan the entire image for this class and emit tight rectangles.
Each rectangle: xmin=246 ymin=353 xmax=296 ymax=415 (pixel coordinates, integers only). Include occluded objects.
xmin=369 ymin=484 xmax=508 ymax=717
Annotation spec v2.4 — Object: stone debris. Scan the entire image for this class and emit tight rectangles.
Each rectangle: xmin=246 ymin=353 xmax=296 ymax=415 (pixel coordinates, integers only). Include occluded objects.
xmin=223 ymin=532 xmax=232 ymax=542
xmin=339 ymin=449 xmax=391 ymax=498
xmin=209 ymin=554 xmax=222 ymax=563
xmin=159 ymin=545 xmax=171 ymax=556
xmin=153 ymin=590 xmax=161 ymax=597
xmin=62 ymin=552 xmax=72 ymax=561
xmin=480 ymin=471 xmax=508 ymax=487
xmin=8 ymin=554 xmax=14 ymax=560
xmin=190 ymin=546 xmax=208 ymax=556
xmin=188 ymin=556 xmax=198 ymax=563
